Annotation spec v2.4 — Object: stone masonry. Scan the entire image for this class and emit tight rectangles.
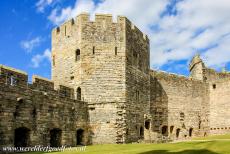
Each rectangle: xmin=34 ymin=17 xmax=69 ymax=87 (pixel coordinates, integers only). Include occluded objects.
xmin=0 ymin=13 xmax=230 ymax=148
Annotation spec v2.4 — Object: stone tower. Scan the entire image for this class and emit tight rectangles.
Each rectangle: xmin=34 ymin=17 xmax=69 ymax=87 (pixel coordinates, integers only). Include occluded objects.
xmin=51 ymin=13 xmax=150 ymax=144
xmin=189 ymin=54 xmax=205 ymax=80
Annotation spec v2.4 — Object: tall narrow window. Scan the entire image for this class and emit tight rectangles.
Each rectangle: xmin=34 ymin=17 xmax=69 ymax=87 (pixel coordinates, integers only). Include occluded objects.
xmin=93 ymin=46 xmax=95 ymax=55
xmin=76 ymin=49 xmax=80 ymax=61
xmin=115 ymin=47 xmax=117 ymax=55
xmin=71 ymin=19 xmax=75 ymax=25
xmin=56 ymin=27 xmax=60 ymax=34
xmin=53 ymin=55 xmax=55 ymax=66
xmin=77 ymin=87 xmax=81 ymax=100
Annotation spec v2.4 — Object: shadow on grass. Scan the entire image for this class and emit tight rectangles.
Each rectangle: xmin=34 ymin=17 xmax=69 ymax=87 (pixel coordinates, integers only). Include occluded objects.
xmin=139 ymin=149 xmax=219 ymax=154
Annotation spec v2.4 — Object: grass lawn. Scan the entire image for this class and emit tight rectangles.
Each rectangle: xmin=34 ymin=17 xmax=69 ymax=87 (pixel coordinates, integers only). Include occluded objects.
xmin=20 ymin=134 xmax=230 ymax=154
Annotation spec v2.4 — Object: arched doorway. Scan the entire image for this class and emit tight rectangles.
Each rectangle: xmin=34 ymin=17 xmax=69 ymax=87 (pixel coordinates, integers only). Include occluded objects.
xmin=176 ymin=128 xmax=180 ymax=138
xmin=14 ymin=127 xmax=30 ymax=147
xmin=76 ymin=129 xmax=84 ymax=145
xmin=162 ymin=125 xmax=168 ymax=136
xmin=50 ymin=128 xmax=62 ymax=147
xmin=189 ymin=128 xmax=193 ymax=137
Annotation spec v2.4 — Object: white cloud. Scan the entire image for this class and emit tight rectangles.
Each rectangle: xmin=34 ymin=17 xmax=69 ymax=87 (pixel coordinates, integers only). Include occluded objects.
xmin=36 ymin=0 xmax=54 ymax=13
xmin=20 ymin=37 xmax=42 ymax=53
xmin=48 ymin=0 xmax=95 ymax=25
xmin=31 ymin=49 xmax=51 ymax=68
xmin=47 ymin=0 xmax=230 ymax=71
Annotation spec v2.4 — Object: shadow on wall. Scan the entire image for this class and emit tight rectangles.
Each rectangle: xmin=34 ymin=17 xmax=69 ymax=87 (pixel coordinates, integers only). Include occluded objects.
xmin=150 ymin=75 xmax=169 ymax=137
xmin=139 ymin=149 xmax=219 ymax=154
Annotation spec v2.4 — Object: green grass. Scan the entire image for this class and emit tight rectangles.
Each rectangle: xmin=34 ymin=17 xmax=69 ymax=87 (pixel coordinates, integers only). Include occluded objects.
xmin=193 ymin=134 xmax=230 ymax=140
xmin=20 ymin=135 xmax=230 ymax=154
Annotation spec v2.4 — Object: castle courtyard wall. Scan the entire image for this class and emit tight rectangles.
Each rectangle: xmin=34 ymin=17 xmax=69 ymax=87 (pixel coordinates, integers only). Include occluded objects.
xmin=0 ymin=65 xmax=89 ymax=147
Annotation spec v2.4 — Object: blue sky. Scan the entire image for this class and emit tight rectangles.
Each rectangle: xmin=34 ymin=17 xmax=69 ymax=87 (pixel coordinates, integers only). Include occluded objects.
xmin=0 ymin=0 xmax=230 ymax=80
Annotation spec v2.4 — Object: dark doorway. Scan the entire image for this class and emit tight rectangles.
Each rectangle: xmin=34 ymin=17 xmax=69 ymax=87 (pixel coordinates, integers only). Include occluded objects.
xmin=162 ymin=126 xmax=168 ymax=136
xmin=145 ymin=120 xmax=150 ymax=130
xmin=76 ymin=129 xmax=84 ymax=145
xmin=140 ymin=126 xmax=144 ymax=139
xmin=14 ymin=127 xmax=30 ymax=147
xmin=176 ymin=128 xmax=180 ymax=138
xmin=50 ymin=128 xmax=62 ymax=147
xmin=189 ymin=128 xmax=193 ymax=137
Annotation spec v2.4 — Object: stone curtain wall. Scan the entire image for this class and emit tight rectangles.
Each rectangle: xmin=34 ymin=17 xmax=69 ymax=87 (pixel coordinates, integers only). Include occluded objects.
xmin=0 ymin=65 xmax=88 ymax=147
xmin=150 ymin=70 xmax=209 ymax=140
xmin=209 ymin=78 xmax=230 ymax=134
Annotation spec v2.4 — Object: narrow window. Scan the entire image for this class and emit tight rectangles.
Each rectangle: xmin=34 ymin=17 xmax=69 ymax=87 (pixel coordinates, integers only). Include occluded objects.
xmin=93 ymin=46 xmax=95 ymax=55
xmin=115 ymin=47 xmax=117 ymax=55
xmin=71 ymin=19 xmax=75 ymax=25
xmin=77 ymin=87 xmax=81 ymax=100
xmin=56 ymin=27 xmax=60 ymax=34
xmin=53 ymin=55 xmax=55 ymax=66
xmin=213 ymin=84 xmax=216 ymax=89
xmin=70 ymin=76 xmax=74 ymax=80
xmin=76 ymin=49 xmax=80 ymax=61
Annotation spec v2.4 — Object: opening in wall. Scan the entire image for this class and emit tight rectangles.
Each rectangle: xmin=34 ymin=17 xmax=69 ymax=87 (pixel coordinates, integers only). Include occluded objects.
xmin=145 ymin=120 xmax=150 ymax=130
xmin=77 ymin=87 xmax=81 ymax=100
xmin=115 ymin=47 xmax=117 ymax=55
xmin=213 ymin=84 xmax=216 ymax=89
xmin=93 ymin=46 xmax=95 ymax=55
xmin=76 ymin=49 xmax=80 ymax=61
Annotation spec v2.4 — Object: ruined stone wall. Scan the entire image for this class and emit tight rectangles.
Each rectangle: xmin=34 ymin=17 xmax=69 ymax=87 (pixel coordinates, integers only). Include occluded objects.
xmin=125 ymin=19 xmax=150 ymax=143
xmin=209 ymin=78 xmax=230 ymax=135
xmin=203 ymin=68 xmax=230 ymax=82
xmin=150 ymin=70 xmax=209 ymax=140
xmin=0 ymin=65 xmax=88 ymax=147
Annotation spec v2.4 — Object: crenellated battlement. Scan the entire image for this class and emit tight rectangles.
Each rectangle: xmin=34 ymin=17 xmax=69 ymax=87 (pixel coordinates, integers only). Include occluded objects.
xmin=0 ymin=64 xmax=78 ymax=100
xmin=52 ymin=13 xmax=148 ymax=41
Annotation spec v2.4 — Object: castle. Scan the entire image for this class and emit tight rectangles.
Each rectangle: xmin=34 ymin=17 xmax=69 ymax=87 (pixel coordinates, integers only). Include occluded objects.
xmin=0 ymin=13 xmax=230 ymax=147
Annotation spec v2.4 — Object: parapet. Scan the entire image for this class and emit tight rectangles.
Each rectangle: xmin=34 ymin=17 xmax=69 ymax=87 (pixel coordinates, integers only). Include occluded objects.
xmin=0 ymin=64 xmax=28 ymax=86
xmin=52 ymin=13 xmax=149 ymax=41
xmin=32 ymin=75 xmax=54 ymax=92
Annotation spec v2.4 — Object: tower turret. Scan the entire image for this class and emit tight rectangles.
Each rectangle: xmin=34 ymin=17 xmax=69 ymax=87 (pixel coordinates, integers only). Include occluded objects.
xmin=189 ymin=54 xmax=205 ymax=80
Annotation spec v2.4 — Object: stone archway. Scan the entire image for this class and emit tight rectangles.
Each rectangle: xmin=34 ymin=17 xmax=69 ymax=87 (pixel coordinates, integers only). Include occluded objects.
xmin=76 ymin=129 xmax=84 ymax=145
xmin=162 ymin=125 xmax=168 ymax=136
xmin=50 ymin=128 xmax=62 ymax=147
xmin=14 ymin=127 xmax=30 ymax=147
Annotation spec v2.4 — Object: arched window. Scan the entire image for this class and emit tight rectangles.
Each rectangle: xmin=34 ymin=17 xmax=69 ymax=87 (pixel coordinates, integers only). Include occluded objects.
xmin=76 ymin=49 xmax=80 ymax=61
xmin=77 ymin=87 xmax=81 ymax=100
